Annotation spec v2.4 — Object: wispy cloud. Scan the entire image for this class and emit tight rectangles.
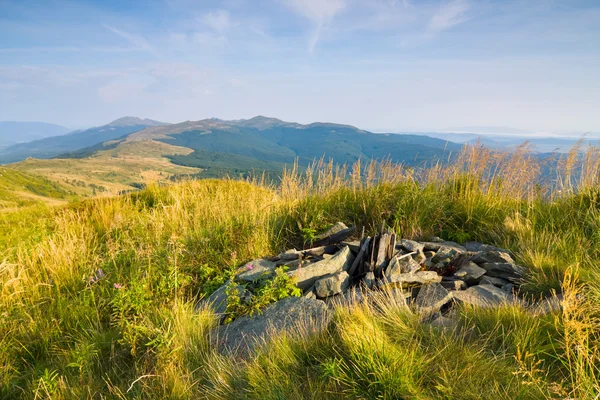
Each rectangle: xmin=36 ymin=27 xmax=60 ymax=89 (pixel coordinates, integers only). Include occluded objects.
xmin=283 ymin=0 xmax=346 ymax=52
xmin=103 ymin=24 xmax=158 ymax=55
xmin=428 ymin=0 xmax=471 ymax=32
xmin=201 ymin=9 xmax=234 ymax=32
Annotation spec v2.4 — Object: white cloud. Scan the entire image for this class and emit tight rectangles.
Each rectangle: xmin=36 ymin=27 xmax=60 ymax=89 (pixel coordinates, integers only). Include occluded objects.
xmin=428 ymin=0 xmax=470 ymax=32
xmin=284 ymin=0 xmax=346 ymax=52
xmin=201 ymin=9 xmax=233 ymax=32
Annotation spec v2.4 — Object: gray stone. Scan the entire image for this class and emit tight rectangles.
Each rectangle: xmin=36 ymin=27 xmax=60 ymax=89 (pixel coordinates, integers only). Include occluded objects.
xmin=422 ymin=241 xmax=466 ymax=253
xmin=201 ymin=281 xmax=233 ymax=315
xmin=424 ymin=251 xmax=436 ymax=258
xmin=412 ymin=250 xmax=426 ymax=264
xmin=236 ymin=259 xmax=277 ymax=282
xmin=289 ymin=246 xmax=354 ymax=290
xmin=480 ymin=262 xmax=526 ymax=280
xmin=314 ymin=271 xmax=351 ymax=299
xmin=398 ymin=239 xmax=425 ymax=253
xmin=471 ymin=251 xmax=514 ymax=265
xmin=277 ymin=248 xmax=300 ymax=261
xmin=502 ymin=283 xmax=514 ymax=293
xmin=316 ymin=222 xmax=348 ymax=240
xmin=216 ymin=297 xmax=330 ymax=355
xmin=464 ymin=242 xmax=509 ymax=254
xmin=395 ymin=271 xmax=442 ymax=285
xmin=453 ymin=284 xmax=518 ymax=308
xmin=302 ymin=285 xmax=317 ymax=300
xmin=385 ymin=255 xmax=421 ymax=283
xmin=453 ymin=261 xmax=487 ymax=285
xmin=415 ymin=283 xmax=452 ymax=315
xmin=529 ymin=295 xmax=563 ymax=316
xmin=342 ymin=240 xmax=362 ymax=253
xmin=479 ymin=276 xmax=510 ymax=287
xmin=429 ymin=315 xmax=456 ymax=330
xmin=432 ymin=247 xmax=461 ymax=264
xmin=441 ymin=278 xmax=468 ymax=291
xmin=362 ymin=272 xmax=376 ymax=289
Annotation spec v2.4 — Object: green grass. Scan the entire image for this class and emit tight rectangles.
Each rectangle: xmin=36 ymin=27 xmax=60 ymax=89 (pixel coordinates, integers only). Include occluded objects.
xmin=0 ymin=152 xmax=599 ymax=398
xmin=0 ymin=167 xmax=71 ymax=209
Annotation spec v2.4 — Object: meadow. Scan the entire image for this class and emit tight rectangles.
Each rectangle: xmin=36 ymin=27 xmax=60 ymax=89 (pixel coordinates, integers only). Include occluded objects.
xmin=0 ymin=144 xmax=599 ymax=399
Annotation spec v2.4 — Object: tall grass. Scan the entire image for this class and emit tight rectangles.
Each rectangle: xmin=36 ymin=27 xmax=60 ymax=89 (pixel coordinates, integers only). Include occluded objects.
xmin=1 ymin=144 xmax=600 ymax=398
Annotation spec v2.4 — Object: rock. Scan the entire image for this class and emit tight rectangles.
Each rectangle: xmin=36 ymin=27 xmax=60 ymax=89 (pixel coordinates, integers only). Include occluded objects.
xmin=479 ymin=262 xmax=526 ymax=280
xmin=529 ymin=295 xmax=563 ymax=316
xmin=342 ymin=240 xmax=362 ymax=253
xmin=314 ymin=271 xmax=351 ymax=299
xmin=385 ymin=255 xmax=421 ymax=282
xmin=412 ymin=250 xmax=426 ymax=264
xmin=441 ymin=278 xmax=468 ymax=291
xmin=429 ymin=315 xmax=456 ymax=330
xmin=302 ymin=285 xmax=317 ymax=300
xmin=393 ymin=271 xmax=442 ymax=285
xmin=471 ymin=251 xmax=514 ymax=265
xmin=362 ymin=271 xmax=376 ymax=289
xmin=464 ymin=242 xmax=509 ymax=254
xmin=201 ymin=281 xmax=233 ymax=315
xmin=277 ymin=248 xmax=300 ymax=261
xmin=424 ymin=251 xmax=436 ymax=258
xmin=216 ymin=297 xmax=330 ymax=355
xmin=415 ymin=283 xmax=452 ymax=316
xmin=398 ymin=239 xmax=425 ymax=253
xmin=289 ymin=246 xmax=354 ymax=290
xmin=479 ymin=276 xmax=510 ymax=288
xmin=326 ymin=286 xmax=367 ymax=307
xmin=453 ymin=261 xmax=487 ymax=285
xmin=316 ymin=222 xmax=348 ymax=240
xmin=431 ymin=247 xmax=461 ymax=264
xmin=502 ymin=283 xmax=514 ymax=293
xmin=422 ymin=241 xmax=466 ymax=253
xmin=453 ymin=284 xmax=518 ymax=308
xmin=236 ymin=259 xmax=277 ymax=282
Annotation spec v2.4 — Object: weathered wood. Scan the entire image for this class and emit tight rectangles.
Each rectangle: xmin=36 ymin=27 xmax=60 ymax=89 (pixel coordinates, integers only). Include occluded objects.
xmin=387 ymin=233 xmax=396 ymax=260
xmin=312 ymin=226 xmax=357 ymax=247
xmin=375 ymin=233 xmax=390 ymax=275
xmin=348 ymin=237 xmax=371 ymax=277
xmin=368 ymin=236 xmax=377 ymax=272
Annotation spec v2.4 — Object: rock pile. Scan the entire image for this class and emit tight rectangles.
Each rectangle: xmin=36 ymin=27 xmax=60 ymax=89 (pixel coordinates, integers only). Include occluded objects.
xmin=205 ymin=223 xmax=546 ymax=355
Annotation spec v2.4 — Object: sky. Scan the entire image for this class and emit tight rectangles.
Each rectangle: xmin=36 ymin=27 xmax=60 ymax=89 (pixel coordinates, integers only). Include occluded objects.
xmin=0 ymin=0 xmax=599 ymax=134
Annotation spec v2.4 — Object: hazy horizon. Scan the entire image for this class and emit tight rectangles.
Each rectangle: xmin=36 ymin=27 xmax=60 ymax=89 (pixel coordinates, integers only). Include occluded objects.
xmin=1 ymin=0 xmax=599 ymax=134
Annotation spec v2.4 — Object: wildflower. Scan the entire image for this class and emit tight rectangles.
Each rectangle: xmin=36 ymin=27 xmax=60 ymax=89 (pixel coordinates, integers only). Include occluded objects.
xmin=247 ymin=263 xmax=254 ymax=270
xmin=114 ymin=283 xmax=124 ymax=290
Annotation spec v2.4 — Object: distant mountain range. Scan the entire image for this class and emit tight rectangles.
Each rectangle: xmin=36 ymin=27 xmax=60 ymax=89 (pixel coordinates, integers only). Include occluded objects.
xmin=0 ymin=117 xmax=166 ymax=163
xmin=0 ymin=121 xmax=71 ymax=148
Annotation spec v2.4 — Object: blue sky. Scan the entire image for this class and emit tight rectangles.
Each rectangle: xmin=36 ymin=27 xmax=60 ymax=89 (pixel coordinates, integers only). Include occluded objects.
xmin=0 ymin=0 xmax=599 ymax=134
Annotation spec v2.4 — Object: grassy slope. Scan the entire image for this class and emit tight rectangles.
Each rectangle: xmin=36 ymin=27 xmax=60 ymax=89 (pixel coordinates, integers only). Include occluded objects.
xmin=9 ymin=140 xmax=201 ymax=197
xmin=1 ymin=150 xmax=599 ymax=399
xmin=0 ymin=167 xmax=71 ymax=209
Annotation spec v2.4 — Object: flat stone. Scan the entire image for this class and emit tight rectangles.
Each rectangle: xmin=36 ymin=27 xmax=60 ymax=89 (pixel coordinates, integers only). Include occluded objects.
xmin=415 ymin=283 xmax=452 ymax=316
xmin=302 ymin=285 xmax=317 ymax=299
xmin=441 ymin=278 xmax=468 ymax=291
xmin=277 ymin=248 xmax=300 ymax=261
xmin=315 ymin=222 xmax=348 ymax=240
xmin=471 ymin=251 xmax=514 ymax=265
xmin=412 ymin=251 xmax=426 ymax=264
xmin=453 ymin=284 xmax=518 ymax=308
xmin=216 ymin=297 xmax=330 ymax=356
xmin=289 ymin=246 xmax=354 ymax=290
xmin=464 ymin=242 xmax=509 ymax=254
xmin=422 ymin=241 xmax=466 ymax=253
xmin=479 ymin=276 xmax=511 ymax=287
xmin=395 ymin=271 xmax=442 ymax=285
xmin=480 ymin=262 xmax=526 ymax=280
xmin=314 ymin=271 xmax=351 ymax=299
xmin=236 ymin=259 xmax=277 ymax=282
xmin=453 ymin=261 xmax=487 ymax=285
xmin=431 ymin=247 xmax=461 ymax=264
xmin=342 ymin=240 xmax=362 ymax=253
xmin=398 ymin=239 xmax=425 ymax=253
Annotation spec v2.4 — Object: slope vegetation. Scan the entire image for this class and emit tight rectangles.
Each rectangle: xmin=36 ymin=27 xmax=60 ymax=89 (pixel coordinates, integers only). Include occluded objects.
xmin=0 ymin=167 xmax=70 ymax=209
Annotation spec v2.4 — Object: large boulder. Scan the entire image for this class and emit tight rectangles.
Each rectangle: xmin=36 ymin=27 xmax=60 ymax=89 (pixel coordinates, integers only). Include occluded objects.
xmin=453 ymin=284 xmax=518 ymax=308
xmin=216 ymin=297 xmax=330 ymax=355
xmin=314 ymin=271 xmax=351 ymax=298
xmin=415 ymin=283 xmax=452 ymax=316
xmin=453 ymin=261 xmax=486 ymax=285
xmin=289 ymin=246 xmax=354 ymax=290
xmin=236 ymin=259 xmax=277 ymax=282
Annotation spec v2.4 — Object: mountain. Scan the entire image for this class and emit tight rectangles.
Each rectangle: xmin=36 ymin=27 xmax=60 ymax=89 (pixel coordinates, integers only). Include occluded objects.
xmin=125 ymin=116 xmax=462 ymax=177
xmin=0 ymin=121 xmax=70 ymax=148
xmin=0 ymin=117 xmax=168 ymax=164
